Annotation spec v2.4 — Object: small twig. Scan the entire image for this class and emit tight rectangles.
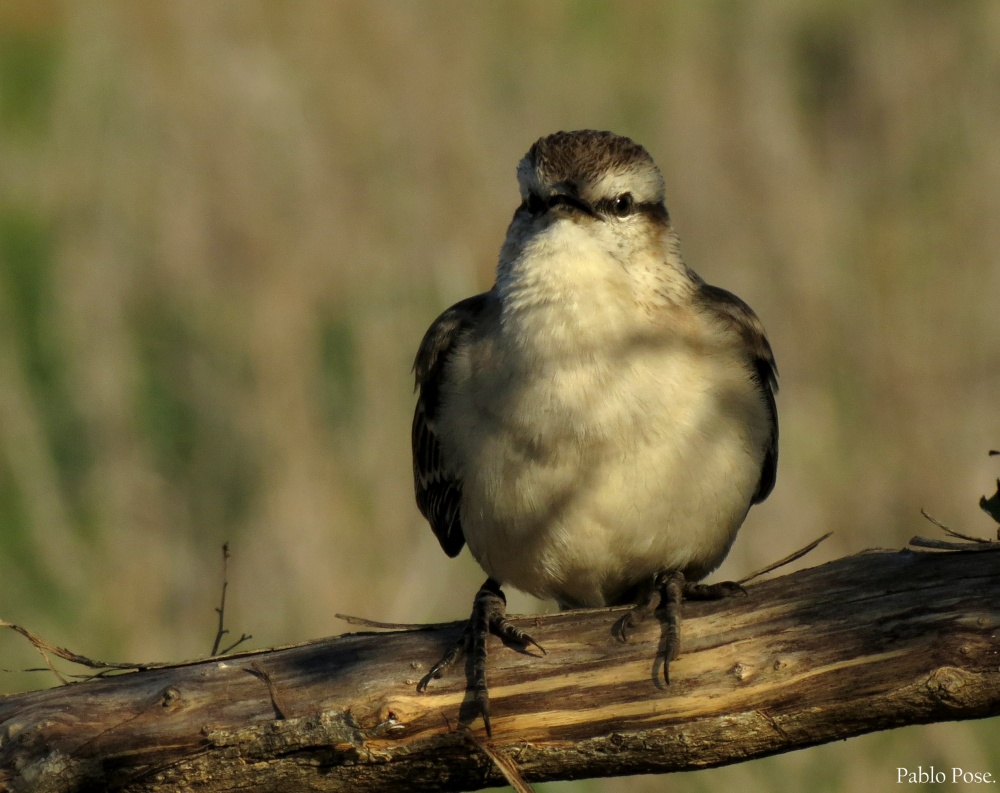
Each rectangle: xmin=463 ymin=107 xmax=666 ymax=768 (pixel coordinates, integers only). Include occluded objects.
xmin=918 ymin=508 xmax=953 ymax=535
xmin=912 ymin=507 xmax=1000 ymax=551
xmin=209 ymin=543 xmax=252 ymax=656
xmin=908 ymin=537 xmax=1000 ymax=552
xmin=1 ymin=619 xmax=260 ymax=684
xmin=7 ymin=632 xmax=68 ymax=685
xmin=918 ymin=509 xmax=988 ymax=542
xmin=211 ymin=543 xmax=232 ymax=657
xmin=335 ymin=614 xmax=441 ymax=631
xmin=220 ymin=633 xmax=253 ymax=655
xmin=0 ymin=620 xmax=148 ymax=682
xmin=246 ymin=662 xmax=289 ymax=720
xmin=3 ymin=542 xmax=253 ymax=686
xmin=739 ymin=532 xmax=833 ymax=585
xmin=4 ymin=667 xmax=124 ymax=680
xmin=464 ymin=729 xmax=535 ymax=793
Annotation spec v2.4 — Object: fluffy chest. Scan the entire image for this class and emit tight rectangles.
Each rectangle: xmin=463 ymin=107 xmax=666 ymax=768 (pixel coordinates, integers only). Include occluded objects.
xmin=431 ymin=226 xmax=770 ymax=605
xmin=455 ymin=334 xmax=720 ymax=455
xmin=439 ymin=288 xmax=761 ymax=506
xmin=439 ymin=326 xmax=766 ymax=606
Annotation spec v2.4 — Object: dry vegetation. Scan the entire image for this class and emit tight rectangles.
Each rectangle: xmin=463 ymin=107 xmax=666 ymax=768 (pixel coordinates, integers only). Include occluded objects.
xmin=1 ymin=3 xmax=999 ymax=792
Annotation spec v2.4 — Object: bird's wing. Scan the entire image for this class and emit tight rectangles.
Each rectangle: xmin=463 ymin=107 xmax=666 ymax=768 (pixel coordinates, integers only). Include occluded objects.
xmin=699 ymin=284 xmax=779 ymax=504
xmin=412 ymin=293 xmax=490 ymax=557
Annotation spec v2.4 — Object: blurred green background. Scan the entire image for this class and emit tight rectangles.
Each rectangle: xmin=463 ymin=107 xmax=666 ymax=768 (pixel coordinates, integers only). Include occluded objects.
xmin=1 ymin=1 xmax=999 ymax=791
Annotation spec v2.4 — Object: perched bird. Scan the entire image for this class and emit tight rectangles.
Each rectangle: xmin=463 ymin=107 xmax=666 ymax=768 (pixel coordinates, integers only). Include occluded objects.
xmin=412 ymin=130 xmax=778 ymax=734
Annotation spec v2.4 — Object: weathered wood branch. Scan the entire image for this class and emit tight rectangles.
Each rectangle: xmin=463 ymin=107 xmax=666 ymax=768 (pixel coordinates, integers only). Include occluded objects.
xmin=2 ymin=547 xmax=999 ymax=792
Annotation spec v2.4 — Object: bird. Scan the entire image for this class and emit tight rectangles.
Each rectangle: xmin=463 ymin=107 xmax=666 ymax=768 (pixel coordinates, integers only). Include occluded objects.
xmin=411 ymin=129 xmax=778 ymax=735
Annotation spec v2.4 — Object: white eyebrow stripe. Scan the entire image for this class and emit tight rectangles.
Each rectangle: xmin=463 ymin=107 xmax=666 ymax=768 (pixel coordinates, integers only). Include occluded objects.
xmin=591 ymin=168 xmax=664 ymax=203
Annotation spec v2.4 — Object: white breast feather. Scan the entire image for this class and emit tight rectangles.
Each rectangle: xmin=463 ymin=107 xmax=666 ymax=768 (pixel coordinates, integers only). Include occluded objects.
xmin=439 ymin=220 xmax=769 ymax=607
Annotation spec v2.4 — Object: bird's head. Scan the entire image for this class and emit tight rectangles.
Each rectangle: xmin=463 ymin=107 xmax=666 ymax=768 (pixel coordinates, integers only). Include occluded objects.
xmin=518 ymin=130 xmax=665 ymax=213
xmin=497 ymin=131 xmax=684 ymax=297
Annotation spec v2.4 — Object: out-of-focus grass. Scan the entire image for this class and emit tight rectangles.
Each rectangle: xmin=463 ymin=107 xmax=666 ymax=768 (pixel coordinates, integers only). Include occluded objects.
xmin=1 ymin=2 xmax=999 ymax=791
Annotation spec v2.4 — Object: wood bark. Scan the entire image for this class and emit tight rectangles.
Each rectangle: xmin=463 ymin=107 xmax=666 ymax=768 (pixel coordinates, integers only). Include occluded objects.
xmin=1 ymin=547 xmax=999 ymax=792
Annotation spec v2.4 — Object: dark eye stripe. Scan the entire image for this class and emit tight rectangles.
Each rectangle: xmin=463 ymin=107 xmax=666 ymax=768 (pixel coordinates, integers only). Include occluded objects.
xmin=594 ymin=199 xmax=668 ymax=222
xmin=639 ymin=202 xmax=669 ymax=223
xmin=526 ymin=192 xmax=546 ymax=215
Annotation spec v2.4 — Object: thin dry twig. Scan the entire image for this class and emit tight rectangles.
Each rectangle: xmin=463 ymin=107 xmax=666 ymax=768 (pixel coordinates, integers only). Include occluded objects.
xmin=211 ymin=542 xmax=252 ymax=656
xmin=335 ymin=614 xmax=441 ymax=631
xmin=219 ymin=633 xmax=253 ymax=656
xmin=212 ymin=543 xmax=231 ymax=656
xmin=1 ymin=621 xmax=327 ymax=682
xmin=908 ymin=537 xmax=1000 ymax=552
xmin=910 ymin=507 xmax=1000 ymax=551
xmin=739 ymin=532 xmax=833 ymax=585
xmin=3 ymin=545 xmax=253 ymax=684
xmin=4 ymin=630 xmax=68 ymax=684
xmin=246 ymin=662 xmax=290 ymax=720
xmin=0 ymin=620 xmax=148 ymax=683
xmin=464 ymin=729 xmax=535 ymax=793
xmin=918 ymin=509 xmax=989 ymax=543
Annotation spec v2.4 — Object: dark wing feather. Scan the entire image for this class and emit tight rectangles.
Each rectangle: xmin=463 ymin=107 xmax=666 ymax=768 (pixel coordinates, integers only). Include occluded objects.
xmin=699 ymin=284 xmax=779 ymax=504
xmin=412 ymin=293 xmax=489 ymax=557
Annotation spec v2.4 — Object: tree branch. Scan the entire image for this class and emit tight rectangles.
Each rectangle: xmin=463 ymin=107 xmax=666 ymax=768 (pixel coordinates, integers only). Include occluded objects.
xmin=2 ymin=547 xmax=999 ymax=792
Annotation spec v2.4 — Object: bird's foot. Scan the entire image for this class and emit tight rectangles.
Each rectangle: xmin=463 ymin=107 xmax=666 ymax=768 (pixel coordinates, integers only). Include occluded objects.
xmin=417 ymin=578 xmax=543 ymax=736
xmin=612 ymin=571 xmax=746 ymax=683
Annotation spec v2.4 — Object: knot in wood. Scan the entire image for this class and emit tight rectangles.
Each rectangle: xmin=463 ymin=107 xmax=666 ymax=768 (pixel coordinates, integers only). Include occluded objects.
xmin=926 ymin=666 xmax=972 ymax=709
xmin=160 ymin=687 xmax=182 ymax=712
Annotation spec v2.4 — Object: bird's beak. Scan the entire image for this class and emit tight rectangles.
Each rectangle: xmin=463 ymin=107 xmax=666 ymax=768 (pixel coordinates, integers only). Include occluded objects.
xmin=547 ymin=192 xmax=597 ymax=219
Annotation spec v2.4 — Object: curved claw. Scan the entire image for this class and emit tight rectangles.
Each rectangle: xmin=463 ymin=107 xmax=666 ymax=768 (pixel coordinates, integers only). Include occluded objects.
xmin=495 ymin=621 xmax=545 ymax=655
xmin=415 ymin=669 xmax=440 ymax=693
xmin=612 ymin=612 xmax=639 ymax=644
xmin=416 ymin=578 xmax=536 ymax=737
xmin=416 ymin=625 xmax=469 ymax=693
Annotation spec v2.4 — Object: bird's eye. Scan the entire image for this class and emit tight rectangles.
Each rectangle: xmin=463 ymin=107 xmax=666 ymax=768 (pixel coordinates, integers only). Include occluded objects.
xmin=612 ymin=193 xmax=634 ymax=218
xmin=526 ymin=192 xmax=545 ymax=216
